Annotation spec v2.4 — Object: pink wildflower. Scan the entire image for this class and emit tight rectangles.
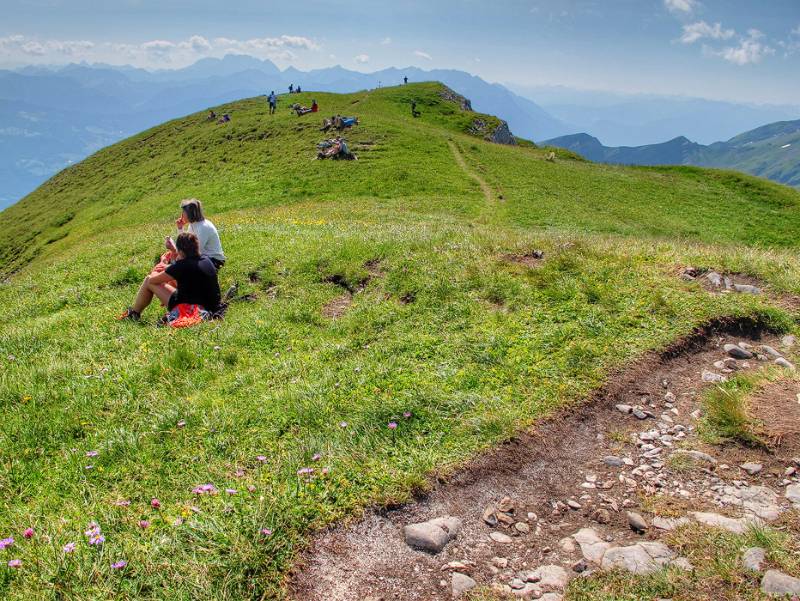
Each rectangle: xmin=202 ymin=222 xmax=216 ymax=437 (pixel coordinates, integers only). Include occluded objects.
xmin=388 ymin=421 xmax=397 ymax=430
xmin=225 ymin=488 xmax=237 ymax=495
xmin=63 ymin=542 xmax=76 ymax=553
xmin=403 ymin=411 xmax=412 ymax=418
xmin=312 ymin=453 xmax=322 ymax=462
xmin=150 ymin=498 xmax=161 ymax=509
xmin=256 ymin=455 xmax=267 ymax=463
xmin=247 ymin=484 xmax=256 ymax=493
xmin=138 ymin=520 xmax=150 ymax=529
xmin=114 ymin=499 xmax=131 ymax=507
xmin=260 ymin=528 xmax=272 ymax=536
xmin=111 ymin=560 xmax=127 ymax=570
xmin=86 ymin=450 xmax=99 ymax=457
xmin=23 ymin=528 xmax=34 ymax=539
xmin=0 ymin=537 xmax=14 ymax=550
xmin=7 ymin=559 xmax=21 ymax=569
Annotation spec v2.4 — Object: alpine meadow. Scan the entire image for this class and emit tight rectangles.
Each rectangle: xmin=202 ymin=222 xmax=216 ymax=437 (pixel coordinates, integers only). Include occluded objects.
xmin=1 ymin=82 xmax=800 ymax=601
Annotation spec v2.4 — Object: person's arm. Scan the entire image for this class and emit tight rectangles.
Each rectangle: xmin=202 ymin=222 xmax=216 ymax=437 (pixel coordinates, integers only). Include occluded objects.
xmin=148 ymin=270 xmax=173 ymax=285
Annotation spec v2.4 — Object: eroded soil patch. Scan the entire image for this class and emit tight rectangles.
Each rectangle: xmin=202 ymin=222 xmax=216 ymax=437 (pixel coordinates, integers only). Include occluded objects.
xmin=289 ymin=317 xmax=799 ymax=600
xmin=749 ymin=379 xmax=800 ymax=457
xmin=502 ymin=250 xmax=545 ymax=269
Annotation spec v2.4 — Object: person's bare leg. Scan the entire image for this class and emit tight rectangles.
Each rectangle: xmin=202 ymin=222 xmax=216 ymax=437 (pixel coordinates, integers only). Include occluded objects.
xmin=150 ymin=283 xmax=175 ymax=307
xmin=131 ymin=277 xmax=155 ymax=313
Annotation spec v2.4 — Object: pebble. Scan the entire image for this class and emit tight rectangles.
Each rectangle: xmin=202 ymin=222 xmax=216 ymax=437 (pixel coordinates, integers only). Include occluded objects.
xmin=515 ymin=522 xmax=530 ymax=534
xmin=566 ymin=500 xmax=582 ymax=510
xmin=572 ymin=559 xmax=588 ymax=573
xmin=615 ymin=404 xmax=633 ymax=414
xmin=733 ymin=283 xmax=761 ymax=295
xmin=490 ymin=532 xmax=513 ymax=544
xmin=626 ymin=511 xmax=648 ymax=533
xmin=591 ymin=508 xmax=611 ymax=524
xmin=741 ymin=462 xmax=763 ymax=475
xmin=482 ymin=505 xmax=499 ymax=527
xmin=782 ymin=335 xmax=796 ymax=348
xmin=786 ymin=484 xmax=800 ymax=505
xmin=760 ymin=345 xmax=782 ymax=358
xmin=702 ymin=370 xmax=727 ymax=383
xmin=775 ymin=357 xmax=795 ymax=370
xmin=497 ymin=496 xmax=515 ymax=513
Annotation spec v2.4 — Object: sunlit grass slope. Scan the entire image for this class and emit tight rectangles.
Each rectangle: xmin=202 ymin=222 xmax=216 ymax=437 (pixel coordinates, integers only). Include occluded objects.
xmin=0 ymin=83 xmax=799 ymax=599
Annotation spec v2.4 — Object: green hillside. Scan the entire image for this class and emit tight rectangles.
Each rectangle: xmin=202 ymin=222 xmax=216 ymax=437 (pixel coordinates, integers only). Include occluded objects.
xmin=1 ymin=83 xmax=799 ymax=599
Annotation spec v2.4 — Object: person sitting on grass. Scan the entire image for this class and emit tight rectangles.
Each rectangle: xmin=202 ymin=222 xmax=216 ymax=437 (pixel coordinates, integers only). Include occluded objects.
xmin=311 ymin=99 xmax=319 ymax=113
xmin=170 ymin=198 xmax=226 ymax=269
xmin=207 ymin=110 xmax=217 ymax=120
xmin=119 ymin=233 xmax=221 ymax=322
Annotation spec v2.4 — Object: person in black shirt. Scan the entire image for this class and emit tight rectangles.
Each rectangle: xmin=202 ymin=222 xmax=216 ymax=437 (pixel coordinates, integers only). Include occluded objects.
xmin=120 ymin=233 xmax=221 ymax=321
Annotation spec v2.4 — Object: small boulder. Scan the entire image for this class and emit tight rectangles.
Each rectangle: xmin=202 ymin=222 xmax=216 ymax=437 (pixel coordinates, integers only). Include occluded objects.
xmin=626 ymin=511 xmax=649 ymax=533
xmin=724 ymin=343 xmax=753 ymax=359
xmin=741 ymin=462 xmax=763 ymax=475
xmin=733 ymin=283 xmax=761 ymax=295
xmin=602 ymin=456 xmax=625 ymax=468
xmin=742 ymin=547 xmax=766 ymax=572
xmin=528 ymin=565 xmax=569 ymax=590
xmin=404 ymin=517 xmax=462 ymax=553
xmin=786 ymin=484 xmax=800 ymax=505
xmin=482 ymin=504 xmax=499 ymax=527
xmin=615 ymin=404 xmax=633 ymax=414
xmin=490 ymin=532 xmax=513 ymax=544
xmin=775 ymin=357 xmax=795 ymax=371
xmin=451 ymin=572 xmax=477 ymax=597
xmin=761 ymin=570 xmax=800 ymax=597
xmin=573 ymin=527 xmax=611 ymax=564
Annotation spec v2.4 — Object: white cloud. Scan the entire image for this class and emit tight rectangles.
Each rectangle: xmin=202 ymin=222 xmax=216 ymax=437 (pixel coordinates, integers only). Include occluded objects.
xmin=680 ymin=21 xmax=735 ymax=44
xmin=413 ymin=50 xmax=432 ymax=60
xmin=664 ymin=0 xmax=696 ymax=14
xmin=354 ymin=53 xmax=370 ymax=64
xmin=717 ymin=31 xmax=774 ymax=65
xmin=380 ymin=37 xmax=392 ymax=45
xmin=0 ymin=33 xmax=317 ymax=67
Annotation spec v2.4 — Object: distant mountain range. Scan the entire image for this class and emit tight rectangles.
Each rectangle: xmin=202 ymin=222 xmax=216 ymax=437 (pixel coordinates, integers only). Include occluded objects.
xmin=544 ymin=119 xmax=800 ymax=189
xmin=1 ymin=54 xmax=799 ymax=207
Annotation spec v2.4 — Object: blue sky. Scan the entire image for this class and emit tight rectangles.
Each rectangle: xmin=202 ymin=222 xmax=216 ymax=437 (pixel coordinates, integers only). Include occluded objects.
xmin=1 ymin=0 xmax=798 ymax=103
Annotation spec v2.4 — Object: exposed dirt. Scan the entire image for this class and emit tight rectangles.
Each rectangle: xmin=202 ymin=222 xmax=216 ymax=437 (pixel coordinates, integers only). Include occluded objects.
xmin=448 ymin=140 xmax=494 ymax=203
xmin=502 ymin=251 xmax=545 ymax=269
xmin=749 ymin=379 xmax=800 ymax=458
xmin=289 ymin=317 xmax=798 ymax=600
xmin=323 ymin=294 xmax=353 ymax=319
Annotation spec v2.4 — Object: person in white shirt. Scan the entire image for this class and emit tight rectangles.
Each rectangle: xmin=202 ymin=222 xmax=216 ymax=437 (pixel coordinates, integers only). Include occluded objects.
xmin=166 ymin=198 xmax=226 ymax=269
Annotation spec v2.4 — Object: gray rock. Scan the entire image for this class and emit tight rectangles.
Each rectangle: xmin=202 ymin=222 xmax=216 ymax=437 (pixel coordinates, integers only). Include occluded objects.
xmin=689 ymin=511 xmax=759 ymax=535
xmin=482 ymin=504 xmax=498 ymax=527
xmin=602 ymin=456 xmax=625 ymax=467
xmin=761 ymin=570 xmax=800 ymax=597
xmin=451 ymin=572 xmax=477 ymax=597
xmin=742 ymin=547 xmax=766 ymax=572
xmin=724 ymin=343 xmax=753 ymax=359
xmin=652 ymin=516 xmax=691 ymax=531
xmin=775 ymin=357 xmax=796 ymax=370
xmin=615 ymin=404 xmax=633 ymax=414
xmin=566 ymin=499 xmax=582 ymax=510
xmin=528 ymin=565 xmax=568 ymax=590
xmin=490 ymin=121 xmax=517 ymax=146
xmin=573 ymin=527 xmax=611 ymax=564
xmin=733 ymin=283 xmax=761 ymax=295
xmin=719 ymin=485 xmax=781 ymax=521
xmin=626 ymin=511 xmax=649 ymax=533
xmin=781 ymin=335 xmax=796 ymax=348
xmin=404 ymin=517 xmax=461 ymax=553
xmin=601 ymin=543 xmax=673 ymax=575
xmin=705 ymin=271 xmax=723 ymax=287
xmin=786 ymin=484 xmax=800 ymax=505
xmin=741 ymin=462 xmax=763 ymax=475
xmin=572 ymin=559 xmax=588 ymax=573
xmin=632 ymin=408 xmax=649 ymax=420
xmin=761 ymin=345 xmax=782 ymax=358
xmin=702 ymin=370 xmax=727 ymax=383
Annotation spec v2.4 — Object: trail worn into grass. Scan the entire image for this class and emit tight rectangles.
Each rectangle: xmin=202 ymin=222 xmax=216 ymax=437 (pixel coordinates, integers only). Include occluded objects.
xmin=448 ymin=140 xmax=494 ymax=203
xmin=289 ymin=317 xmax=798 ymax=600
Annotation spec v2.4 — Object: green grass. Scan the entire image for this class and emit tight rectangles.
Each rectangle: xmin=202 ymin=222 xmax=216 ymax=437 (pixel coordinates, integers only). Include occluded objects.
xmin=700 ymin=373 xmax=767 ymax=447
xmin=1 ymin=82 xmax=800 ymax=599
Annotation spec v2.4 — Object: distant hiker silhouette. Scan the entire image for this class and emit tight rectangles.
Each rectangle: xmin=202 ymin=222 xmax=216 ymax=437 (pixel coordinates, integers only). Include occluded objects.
xmin=289 ymin=83 xmax=294 ymax=94
xmin=404 ymin=76 xmax=408 ymax=85
xmin=268 ymin=91 xmax=277 ymax=115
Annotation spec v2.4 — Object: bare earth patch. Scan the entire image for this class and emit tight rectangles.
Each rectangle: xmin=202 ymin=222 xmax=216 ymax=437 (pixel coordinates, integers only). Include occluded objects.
xmin=749 ymin=379 xmax=800 ymax=458
xmin=502 ymin=250 xmax=545 ymax=269
xmin=289 ymin=318 xmax=800 ymax=600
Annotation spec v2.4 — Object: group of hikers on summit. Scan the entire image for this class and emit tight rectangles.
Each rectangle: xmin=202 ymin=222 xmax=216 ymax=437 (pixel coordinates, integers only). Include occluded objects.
xmin=119 ymin=199 xmax=226 ymax=327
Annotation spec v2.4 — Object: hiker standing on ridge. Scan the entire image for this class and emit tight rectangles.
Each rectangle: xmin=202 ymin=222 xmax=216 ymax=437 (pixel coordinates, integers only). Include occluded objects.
xmin=289 ymin=83 xmax=294 ymax=94
xmin=268 ymin=91 xmax=277 ymax=115
xmin=404 ymin=76 xmax=408 ymax=85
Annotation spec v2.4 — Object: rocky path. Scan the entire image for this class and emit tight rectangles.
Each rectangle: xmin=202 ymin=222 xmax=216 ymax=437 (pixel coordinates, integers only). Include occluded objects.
xmin=290 ymin=319 xmax=799 ymax=600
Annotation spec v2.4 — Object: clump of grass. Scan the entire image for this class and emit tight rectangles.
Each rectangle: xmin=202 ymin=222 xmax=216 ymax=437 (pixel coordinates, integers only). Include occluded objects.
xmin=700 ymin=374 xmax=765 ymax=447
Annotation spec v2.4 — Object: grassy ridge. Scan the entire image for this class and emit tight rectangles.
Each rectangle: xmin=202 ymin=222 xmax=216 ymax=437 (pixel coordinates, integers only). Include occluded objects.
xmin=0 ymin=83 xmax=799 ymax=599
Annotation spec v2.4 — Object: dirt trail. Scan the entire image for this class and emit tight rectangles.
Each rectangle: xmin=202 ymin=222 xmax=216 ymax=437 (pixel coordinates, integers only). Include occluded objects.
xmin=448 ymin=140 xmax=494 ymax=203
xmin=289 ymin=318 xmax=799 ymax=600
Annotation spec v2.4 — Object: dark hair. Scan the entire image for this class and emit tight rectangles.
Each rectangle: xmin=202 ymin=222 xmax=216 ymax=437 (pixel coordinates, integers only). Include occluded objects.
xmin=180 ymin=198 xmax=205 ymax=223
xmin=176 ymin=232 xmax=200 ymax=257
